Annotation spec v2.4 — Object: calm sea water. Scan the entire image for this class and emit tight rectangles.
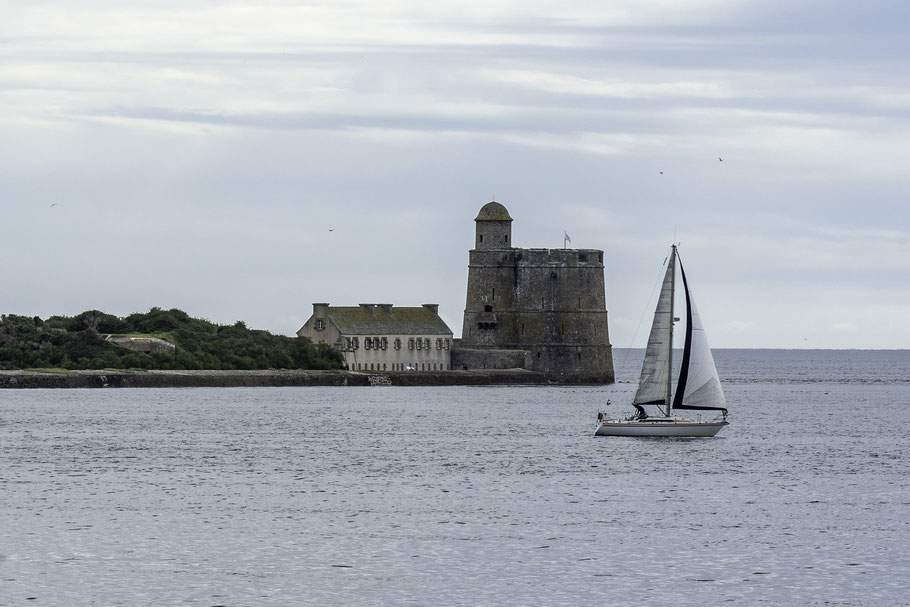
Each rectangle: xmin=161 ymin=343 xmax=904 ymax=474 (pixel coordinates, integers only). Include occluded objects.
xmin=1 ymin=350 xmax=908 ymax=606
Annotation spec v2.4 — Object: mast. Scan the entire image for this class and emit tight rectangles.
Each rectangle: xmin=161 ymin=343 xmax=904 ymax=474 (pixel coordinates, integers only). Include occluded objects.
xmin=665 ymin=245 xmax=676 ymax=417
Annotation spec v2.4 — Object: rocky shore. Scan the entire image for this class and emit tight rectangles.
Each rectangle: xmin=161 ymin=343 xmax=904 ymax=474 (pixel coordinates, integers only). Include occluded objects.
xmin=0 ymin=368 xmax=548 ymax=389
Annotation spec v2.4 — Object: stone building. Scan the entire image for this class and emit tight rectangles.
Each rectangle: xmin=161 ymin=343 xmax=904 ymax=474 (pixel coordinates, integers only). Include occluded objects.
xmin=452 ymin=201 xmax=614 ymax=384
xmin=297 ymin=303 xmax=454 ymax=372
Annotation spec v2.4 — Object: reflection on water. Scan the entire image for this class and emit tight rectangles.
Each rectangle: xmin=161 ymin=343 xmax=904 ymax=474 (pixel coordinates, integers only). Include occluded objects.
xmin=1 ymin=350 xmax=909 ymax=605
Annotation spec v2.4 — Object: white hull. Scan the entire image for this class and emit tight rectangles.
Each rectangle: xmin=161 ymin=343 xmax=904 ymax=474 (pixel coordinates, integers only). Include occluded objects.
xmin=595 ymin=418 xmax=727 ymax=437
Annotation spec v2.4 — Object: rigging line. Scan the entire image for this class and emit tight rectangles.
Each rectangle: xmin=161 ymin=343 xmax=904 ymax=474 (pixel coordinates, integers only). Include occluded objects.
xmin=616 ymin=252 xmax=671 ymax=375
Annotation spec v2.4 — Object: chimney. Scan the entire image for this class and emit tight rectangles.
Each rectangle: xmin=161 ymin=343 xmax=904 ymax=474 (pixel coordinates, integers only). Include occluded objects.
xmin=377 ymin=304 xmax=393 ymax=314
xmin=313 ymin=303 xmax=329 ymax=317
xmin=422 ymin=303 xmax=439 ymax=315
xmin=359 ymin=303 xmax=376 ymax=314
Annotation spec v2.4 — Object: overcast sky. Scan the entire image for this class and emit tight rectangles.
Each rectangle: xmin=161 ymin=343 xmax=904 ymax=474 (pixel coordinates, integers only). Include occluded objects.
xmin=3 ymin=1 xmax=909 ymax=349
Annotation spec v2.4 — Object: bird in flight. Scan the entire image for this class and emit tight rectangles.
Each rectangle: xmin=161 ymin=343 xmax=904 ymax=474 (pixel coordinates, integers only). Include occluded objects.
xmin=718 ymin=157 xmax=723 ymax=162
xmin=50 ymin=203 xmax=58 ymax=207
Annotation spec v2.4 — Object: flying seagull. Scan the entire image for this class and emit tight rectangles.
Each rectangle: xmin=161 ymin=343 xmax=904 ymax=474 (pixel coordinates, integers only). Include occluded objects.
xmin=718 ymin=157 xmax=723 ymax=162
xmin=50 ymin=203 xmax=58 ymax=207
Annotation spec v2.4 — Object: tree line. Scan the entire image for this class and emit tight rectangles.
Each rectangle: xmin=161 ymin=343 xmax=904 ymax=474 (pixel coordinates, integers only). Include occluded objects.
xmin=0 ymin=308 xmax=343 ymax=371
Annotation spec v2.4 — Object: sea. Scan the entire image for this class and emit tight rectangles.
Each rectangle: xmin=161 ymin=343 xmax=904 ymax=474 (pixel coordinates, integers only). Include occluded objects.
xmin=1 ymin=349 xmax=908 ymax=606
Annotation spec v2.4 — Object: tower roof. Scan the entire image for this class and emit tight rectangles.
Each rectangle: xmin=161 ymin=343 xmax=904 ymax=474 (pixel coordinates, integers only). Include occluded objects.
xmin=475 ymin=201 xmax=513 ymax=222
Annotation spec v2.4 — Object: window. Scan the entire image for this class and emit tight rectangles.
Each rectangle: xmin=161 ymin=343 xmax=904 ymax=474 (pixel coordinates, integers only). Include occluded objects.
xmin=479 ymin=234 xmax=484 ymax=243
xmin=345 ymin=337 xmax=352 ymax=350
xmin=315 ymin=319 xmax=325 ymax=330
xmin=352 ymin=337 xmax=359 ymax=350
xmin=365 ymin=338 xmax=372 ymax=350
xmin=416 ymin=338 xmax=422 ymax=350
xmin=381 ymin=337 xmax=388 ymax=350
xmin=444 ymin=339 xmax=449 ymax=349
xmin=436 ymin=338 xmax=442 ymax=350
xmin=484 ymin=305 xmax=493 ymax=313
xmin=394 ymin=338 xmax=401 ymax=350
xmin=408 ymin=338 xmax=415 ymax=350
xmin=424 ymin=338 xmax=430 ymax=350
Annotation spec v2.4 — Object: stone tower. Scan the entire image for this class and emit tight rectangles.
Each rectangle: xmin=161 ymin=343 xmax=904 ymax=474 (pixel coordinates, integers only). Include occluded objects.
xmin=454 ymin=201 xmax=614 ymax=384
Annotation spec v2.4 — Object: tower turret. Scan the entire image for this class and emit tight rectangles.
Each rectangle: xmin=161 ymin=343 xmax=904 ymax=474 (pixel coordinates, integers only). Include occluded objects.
xmin=474 ymin=201 xmax=513 ymax=249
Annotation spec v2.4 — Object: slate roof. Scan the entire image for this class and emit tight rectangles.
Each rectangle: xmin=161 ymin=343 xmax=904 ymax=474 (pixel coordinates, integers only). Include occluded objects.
xmin=327 ymin=306 xmax=453 ymax=336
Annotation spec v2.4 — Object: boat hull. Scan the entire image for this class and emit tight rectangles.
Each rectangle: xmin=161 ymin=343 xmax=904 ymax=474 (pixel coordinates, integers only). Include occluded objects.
xmin=594 ymin=419 xmax=727 ymax=437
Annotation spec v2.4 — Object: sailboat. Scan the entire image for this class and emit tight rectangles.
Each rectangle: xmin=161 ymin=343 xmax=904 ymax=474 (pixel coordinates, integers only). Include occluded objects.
xmin=595 ymin=245 xmax=729 ymax=437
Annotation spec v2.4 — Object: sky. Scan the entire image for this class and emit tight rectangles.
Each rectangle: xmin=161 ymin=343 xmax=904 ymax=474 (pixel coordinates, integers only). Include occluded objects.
xmin=2 ymin=0 xmax=909 ymax=349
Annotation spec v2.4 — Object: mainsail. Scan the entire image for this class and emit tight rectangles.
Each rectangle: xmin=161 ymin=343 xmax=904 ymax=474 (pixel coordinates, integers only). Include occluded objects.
xmin=633 ymin=251 xmax=675 ymax=407
xmin=672 ymin=256 xmax=727 ymax=415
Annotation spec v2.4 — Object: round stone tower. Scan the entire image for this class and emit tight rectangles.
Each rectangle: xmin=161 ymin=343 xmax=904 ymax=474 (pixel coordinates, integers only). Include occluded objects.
xmin=455 ymin=201 xmax=614 ymax=384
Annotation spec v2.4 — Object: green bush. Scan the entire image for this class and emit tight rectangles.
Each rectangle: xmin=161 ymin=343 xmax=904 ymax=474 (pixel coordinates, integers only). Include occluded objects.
xmin=0 ymin=308 xmax=343 ymax=371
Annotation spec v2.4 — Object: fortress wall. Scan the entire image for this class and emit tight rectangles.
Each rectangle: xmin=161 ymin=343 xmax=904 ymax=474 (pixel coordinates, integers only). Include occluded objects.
xmin=450 ymin=348 xmax=528 ymax=371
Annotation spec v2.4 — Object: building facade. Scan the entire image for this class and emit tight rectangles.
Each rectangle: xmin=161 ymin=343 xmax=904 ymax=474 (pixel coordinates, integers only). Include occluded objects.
xmin=297 ymin=303 xmax=454 ymax=372
xmin=453 ymin=201 xmax=614 ymax=384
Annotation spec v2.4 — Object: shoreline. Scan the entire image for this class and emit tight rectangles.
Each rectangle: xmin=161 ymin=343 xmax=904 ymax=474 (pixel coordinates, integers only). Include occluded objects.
xmin=0 ymin=368 xmax=554 ymax=389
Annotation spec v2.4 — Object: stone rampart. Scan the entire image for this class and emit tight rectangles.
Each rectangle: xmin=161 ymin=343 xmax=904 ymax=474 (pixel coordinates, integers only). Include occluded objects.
xmin=0 ymin=369 xmax=547 ymax=389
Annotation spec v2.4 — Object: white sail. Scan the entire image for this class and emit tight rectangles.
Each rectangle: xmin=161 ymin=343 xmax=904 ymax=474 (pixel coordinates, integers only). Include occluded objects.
xmin=678 ymin=284 xmax=726 ymax=409
xmin=633 ymin=253 xmax=675 ymax=405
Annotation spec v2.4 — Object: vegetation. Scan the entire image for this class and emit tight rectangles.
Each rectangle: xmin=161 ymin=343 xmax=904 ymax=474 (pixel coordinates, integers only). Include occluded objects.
xmin=0 ymin=308 xmax=343 ymax=371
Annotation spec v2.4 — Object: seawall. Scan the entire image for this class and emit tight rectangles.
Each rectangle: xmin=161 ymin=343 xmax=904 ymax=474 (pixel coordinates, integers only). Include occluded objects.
xmin=0 ymin=369 xmax=549 ymax=389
